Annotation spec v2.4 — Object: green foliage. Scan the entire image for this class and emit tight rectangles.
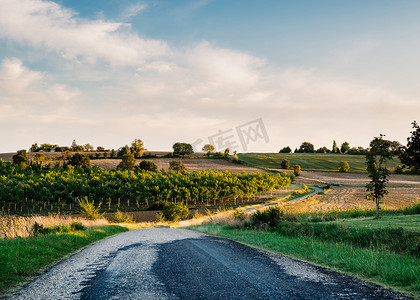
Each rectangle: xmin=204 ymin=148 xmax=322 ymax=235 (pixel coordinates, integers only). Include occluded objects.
xmin=138 ymin=160 xmax=159 ymax=172
xmin=111 ymin=210 xmax=134 ymax=223
xmin=68 ymin=153 xmax=91 ymax=168
xmin=280 ymin=159 xmax=289 ymax=169
xmin=366 ymin=135 xmax=393 ymax=218
xmin=34 ymin=153 xmax=45 ymax=162
xmin=32 ymin=222 xmax=86 ymax=236
xmin=340 ymin=141 xmax=350 ymax=153
xmin=172 ymin=142 xmax=194 ymax=156
xmin=78 ymin=197 xmax=105 ymax=220
xmin=332 ymin=140 xmax=338 ymax=153
xmin=169 ymin=160 xmax=186 ymax=172
xmin=250 ymin=206 xmax=284 ymax=228
xmin=117 ymin=154 xmax=136 ymax=170
xmin=70 ymin=222 xmax=86 ymax=231
xmin=399 ymin=121 xmax=420 ymax=174
xmin=130 ymin=139 xmax=145 ymax=158
xmin=224 ymin=148 xmax=230 ymax=158
xmin=12 ymin=150 xmax=29 ymax=166
xmin=279 ymin=146 xmax=292 ymax=153
xmin=202 ymin=144 xmax=215 ymax=156
xmin=293 ymin=165 xmax=301 ymax=176
xmin=298 ymin=142 xmax=314 ymax=153
xmin=232 ymin=153 xmax=239 ymax=163
xmin=161 ymin=202 xmax=189 ymax=222
xmin=338 ymin=161 xmax=350 ymax=172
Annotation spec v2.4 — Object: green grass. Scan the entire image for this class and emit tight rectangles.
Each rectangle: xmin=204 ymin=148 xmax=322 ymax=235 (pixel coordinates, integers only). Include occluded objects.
xmin=334 ymin=215 xmax=420 ymax=232
xmin=189 ymin=224 xmax=420 ymax=298
xmin=0 ymin=225 xmax=128 ymax=296
xmin=238 ymin=153 xmax=401 ymax=173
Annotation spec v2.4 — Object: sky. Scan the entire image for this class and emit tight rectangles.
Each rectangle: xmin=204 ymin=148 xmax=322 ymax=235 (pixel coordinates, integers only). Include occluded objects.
xmin=0 ymin=0 xmax=419 ymax=153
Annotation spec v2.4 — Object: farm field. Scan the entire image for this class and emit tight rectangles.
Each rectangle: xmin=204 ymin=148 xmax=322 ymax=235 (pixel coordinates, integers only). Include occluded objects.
xmin=333 ymin=215 xmax=420 ymax=232
xmin=238 ymin=152 xmax=401 ymax=173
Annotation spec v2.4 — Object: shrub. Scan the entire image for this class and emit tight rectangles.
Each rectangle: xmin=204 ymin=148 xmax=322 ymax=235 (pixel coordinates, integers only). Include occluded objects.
xmin=147 ymin=201 xmax=169 ymax=211
xmin=280 ymin=159 xmax=290 ymax=169
xmin=232 ymin=154 xmax=239 ymax=163
xmin=117 ymin=154 xmax=136 ymax=170
xmin=161 ymin=202 xmax=189 ymax=222
xmin=35 ymin=153 xmax=45 ymax=162
xmin=68 ymin=153 xmax=91 ymax=168
xmin=250 ymin=206 xmax=284 ymax=228
xmin=111 ymin=210 xmax=134 ymax=223
xmin=293 ymin=165 xmax=301 ymax=176
xmin=279 ymin=146 xmax=292 ymax=153
xmin=70 ymin=222 xmax=86 ymax=231
xmin=138 ymin=160 xmax=159 ymax=172
xmin=169 ymin=160 xmax=186 ymax=172
xmin=12 ymin=150 xmax=30 ymax=166
xmin=233 ymin=210 xmax=246 ymax=221
xmin=338 ymin=161 xmax=350 ymax=172
xmin=394 ymin=165 xmax=404 ymax=174
xmin=78 ymin=197 xmax=105 ymax=220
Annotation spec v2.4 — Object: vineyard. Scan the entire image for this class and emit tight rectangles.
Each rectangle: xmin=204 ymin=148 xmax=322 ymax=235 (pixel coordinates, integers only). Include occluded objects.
xmin=0 ymin=160 xmax=292 ymax=215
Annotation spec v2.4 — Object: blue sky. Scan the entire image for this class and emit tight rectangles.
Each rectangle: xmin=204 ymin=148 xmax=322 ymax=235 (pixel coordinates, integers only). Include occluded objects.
xmin=0 ymin=0 xmax=419 ymax=153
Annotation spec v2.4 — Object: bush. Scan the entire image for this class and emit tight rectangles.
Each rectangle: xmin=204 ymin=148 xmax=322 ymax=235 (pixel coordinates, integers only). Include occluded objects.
xmin=68 ymin=153 xmax=91 ymax=168
xmin=232 ymin=154 xmax=239 ymax=163
xmin=147 ymin=201 xmax=169 ymax=211
xmin=117 ymin=154 xmax=136 ymax=170
xmin=161 ymin=202 xmax=189 ymax=222
xmin=293 ymin=165 xmax=301 ymax=176
xmin=12 ymin=150 xmax=30 ymax=166
xmin=138 ymin=160 xmax=159 ymax=172
xmin=169 ymin=160 xmax=186 ymax=172
xmin=279 ymin=146 xmax=292 ymax=153
xmin=280 ymin=159 xmax=290 ymax=169
xmin=32 ymin=222 xmax=85 ymax=236
xmin=111 ymin=210 xmax=134 ymax=223
xmin=250 ymin=206 xmax=284 ymax=228
xmin=394 ymin=165 xmax=404 ymax=174
xmin=78 ymin=197 xmax=105 ymax=220
xmin=338 ymin=161 xmax=350 ymax=172
xmin=70 ymin=222 xmax=86 ymax=231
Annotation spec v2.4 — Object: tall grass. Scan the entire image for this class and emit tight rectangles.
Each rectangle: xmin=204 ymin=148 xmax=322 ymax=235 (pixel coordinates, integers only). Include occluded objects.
xmin=0 ymin=213 xmax=109 ymax=239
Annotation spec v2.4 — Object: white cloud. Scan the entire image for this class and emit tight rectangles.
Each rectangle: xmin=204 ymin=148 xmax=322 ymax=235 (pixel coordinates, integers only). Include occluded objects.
xmin=121 ymin=3 xmax=147 ymax=19
xmin=0 ymin=0 xmax=167 ymax=65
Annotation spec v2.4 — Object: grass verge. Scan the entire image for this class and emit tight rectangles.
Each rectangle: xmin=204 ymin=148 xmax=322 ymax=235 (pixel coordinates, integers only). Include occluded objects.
xmin=0 ymin=225 xmax=128 ymax=296
xmin=188 ymin=224 xmax=419 ymax=298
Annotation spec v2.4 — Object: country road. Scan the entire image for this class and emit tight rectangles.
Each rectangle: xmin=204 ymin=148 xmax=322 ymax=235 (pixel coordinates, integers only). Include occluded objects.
xmin=8 ymin=228 xmax=411 ymax=300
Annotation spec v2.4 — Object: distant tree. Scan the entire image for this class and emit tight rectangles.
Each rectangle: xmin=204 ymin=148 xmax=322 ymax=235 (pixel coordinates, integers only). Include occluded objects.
xmin=298 ymin=142 xmax=314 ymax=153
xmin=172 ymin=142 xmax=194 ymax=156
xmin=399 ymin=121 xmax=420 ymax=174
xmin=96 ymin=146 xmax=105 ymax=152
xmin=293 ymin=165 xmax=301 ymax=176
xmin=130 ymin=139 xmax=145 ymax=158
xmin=110 ymin=149 xmax=116 ymax=158
xmin=366 ymin=135 xmax=393 ymax=218
xmin=332 ymin=140 xmax=338 ymax=153
xmin=138 ymin=160 xmax=159 ymax=172
xmin=40 ymin=143 xmax=58 ymax=152
xmin=29 ymin=143 xmax=40 ymax=152
xmin=338 ymin=161 xmax=350 ymax=172
xmin=169 ymin=160 xmax=186 ymax=172
xmin=340 ymin=142 xmax=350 ymax=154
xmin=103 ymin=152 xmax=108 ymax=159
xmin=232 ymin=153 xmax=239 ymax=163
xmin=316 ymin=147 xmax=328 ymax=153
xmin=294 ymin=148 xmax=298 ymax=153
xmin=224 ymin=148 xmax=230 ymax=158
xmin=12 ymin=150 xmax=30 ymax=166
xmin=202 ymin=144 xmax=215 ymax=156
xmin=84 ymin=144 xmax=94 ymax=152
xmin=279 ymin=146 xmax=292 ymax=153
xmin=389 ymin=141 xmax=402 ymax=155
xmin=68 ymin=153 xmax=91 ymax=168
xmin=281 ymin=159 xmax=290 ymax=169
xmin=117 ymin=154 xmax=136 ymax=170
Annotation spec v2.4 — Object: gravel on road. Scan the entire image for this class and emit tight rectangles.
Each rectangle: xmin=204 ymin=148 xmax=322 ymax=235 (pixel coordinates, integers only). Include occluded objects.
xmin=8 ymin=228 xmax=412 ymax=300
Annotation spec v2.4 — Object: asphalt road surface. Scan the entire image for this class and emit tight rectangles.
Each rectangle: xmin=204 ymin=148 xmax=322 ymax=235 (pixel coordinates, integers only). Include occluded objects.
xmin=8 ymin=228 xmax=411 ymax=300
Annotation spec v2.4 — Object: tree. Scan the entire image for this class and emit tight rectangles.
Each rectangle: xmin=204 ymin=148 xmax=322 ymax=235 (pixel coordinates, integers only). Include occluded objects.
xmin=84 ymin=144 xmax=94 ymax=152
xmin=97 ymin=146 xmax=105 ymax=152
xmin=316 ymin=147 xmax=328 ymax=153
xmin=279 ymin=146 xmax=292 ymax=153
xmin=118 ymin=145 xmax=131 ymax=157
xmin=29 ymin=143 xmax=40 ymax=152
xmin=138 ymin=160 xmax=159 ymax=172
xmin=332 ymin=140 xmax=338 ymax=153
xmin=340 ymin=141 xmax=350 ymax=154
xmin=399 ymin=121 xmax=420 ymax=174
xmin=12 ymin=150 xmax=30 ymax=166
xmin=202 ymin=144 xmax=215 ymax=156
xmin=338 ymin=161 xmax=350 ymax=172
xmin=224 ymin=148 xmax=230 ymax=158
xmin=169 ymin=160 xmax=186 ymax=172
xmin=280 ymin=159 xmax=290 ymax=169
xmin=293 ymin=165 xmax=301 ymax=176
xmin=117 ymin=154 xmax=136 ymax=170
xmin=366 ymin=135 xmax=393 ymax=218
xmin=298 ymin=142 xmax=314 ymax=153
xmin=68 ymin=153 xmax=91 ymax=168
xmin=172 ymin=142 xmax=194 ymax=156
xmin=130 ymin=139 xmax=145 ymax=158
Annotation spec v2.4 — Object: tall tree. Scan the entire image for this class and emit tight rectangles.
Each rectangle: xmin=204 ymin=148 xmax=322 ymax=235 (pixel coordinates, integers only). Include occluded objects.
xmin=130 ymin=139 xmax=145 ymax=158
xmin=340 ymin=141 xmax=350 ymax=154
xmin=399 ymin=121 xmax=420 ymax=174
xmin=332 ymin=140 xmax=338 ymax=153
xmin=365 ymin=135 xmax=393 ymax=218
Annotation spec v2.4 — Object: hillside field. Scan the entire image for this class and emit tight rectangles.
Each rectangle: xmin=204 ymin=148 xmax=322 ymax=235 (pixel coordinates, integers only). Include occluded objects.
xmin=238 ymin=153 xmax=401 ymax=173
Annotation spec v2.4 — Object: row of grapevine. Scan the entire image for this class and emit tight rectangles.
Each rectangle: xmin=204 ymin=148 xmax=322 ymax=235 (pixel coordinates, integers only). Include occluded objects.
xmin=0 ymin=160 xmax=292 ymax=212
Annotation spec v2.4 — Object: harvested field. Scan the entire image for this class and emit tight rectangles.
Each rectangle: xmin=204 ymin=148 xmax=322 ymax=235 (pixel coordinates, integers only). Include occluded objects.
xmin=279 ymin=186 xmax=420 ymax=214
xmin=92 ymin=158 xmax=265 ymax=173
